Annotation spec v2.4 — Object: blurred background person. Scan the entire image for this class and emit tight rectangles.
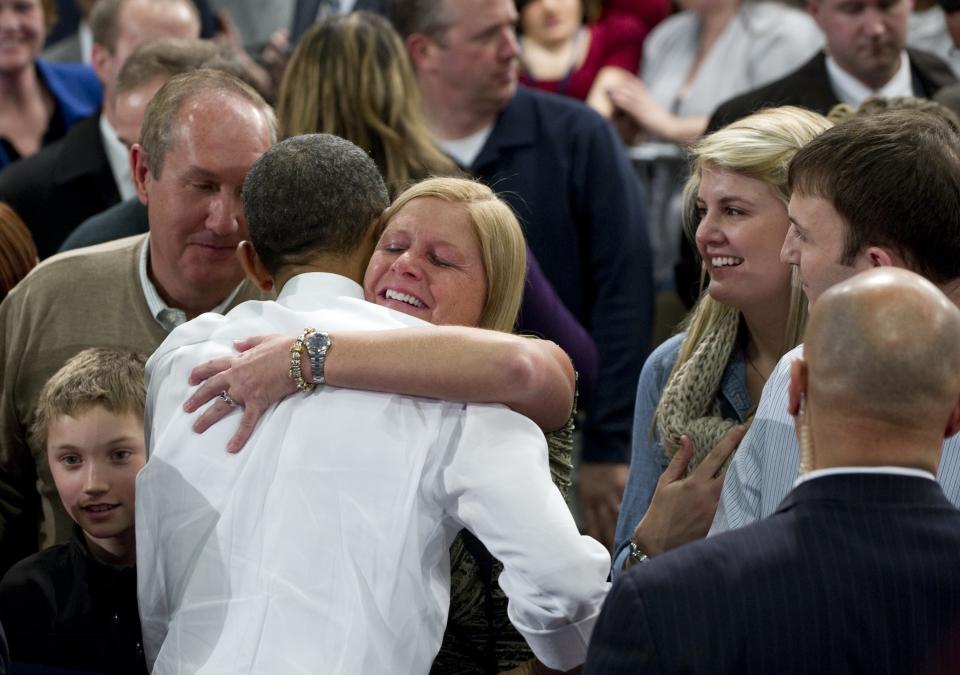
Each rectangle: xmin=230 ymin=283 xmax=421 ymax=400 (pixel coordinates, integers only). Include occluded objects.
xmin=0 ymin=0 xmax=201 ymax=258
xmin=0 ymin=0 xmax=101 ymax=171
xmin=516 ymin=0 xmax=668 ymax=116
xmin=608 ymin=0 xmax=821 ymax=146
xmin=276 ymin=11 xmax=458 ymax=196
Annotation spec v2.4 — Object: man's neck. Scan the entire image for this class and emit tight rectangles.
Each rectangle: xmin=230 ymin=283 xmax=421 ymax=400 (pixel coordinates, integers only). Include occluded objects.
xmin=0 ymin=64 xmax=41 ymax=108
xmin=274 ymin=254 xmax=369 ymax=294
xmin=810 ymin=413 xmax=942 ymax=476
xmin=84 ymin=529 xmax=136 ymax=566
xmin=147 ymin=254 xmax=238 ymax=320
xmin=419 ymin=84 xmax=499 ymax=141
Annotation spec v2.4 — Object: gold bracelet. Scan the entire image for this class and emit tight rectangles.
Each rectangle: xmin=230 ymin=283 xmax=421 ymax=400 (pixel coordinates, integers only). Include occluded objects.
xmin=289 ymin=328 xmax=317 ymax=392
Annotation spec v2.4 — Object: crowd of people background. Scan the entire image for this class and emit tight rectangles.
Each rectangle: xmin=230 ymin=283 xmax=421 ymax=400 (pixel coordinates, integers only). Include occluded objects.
xmin=1 ymin=0 xmax=960 ymax=672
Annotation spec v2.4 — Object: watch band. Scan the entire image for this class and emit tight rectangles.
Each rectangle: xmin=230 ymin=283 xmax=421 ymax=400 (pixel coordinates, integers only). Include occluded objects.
xmin=305 ymin=331 xmax=332 ymax=385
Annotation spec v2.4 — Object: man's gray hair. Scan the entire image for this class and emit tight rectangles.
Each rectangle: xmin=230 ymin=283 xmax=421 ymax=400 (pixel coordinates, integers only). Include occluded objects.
xmin=243 ymin=134 xmax=390 ymax=274
xmin=389 ymin=0 xmax=456 ymax=39
xmin=139 ymin=69 xmax=278 ymax=178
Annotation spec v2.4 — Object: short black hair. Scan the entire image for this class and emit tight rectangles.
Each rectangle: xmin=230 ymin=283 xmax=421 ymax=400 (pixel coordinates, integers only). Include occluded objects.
xmin=242 ymin=134 xmax=390 ymax=274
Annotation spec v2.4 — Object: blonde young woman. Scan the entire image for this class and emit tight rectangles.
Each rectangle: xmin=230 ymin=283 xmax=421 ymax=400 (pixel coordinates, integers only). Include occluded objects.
xmin=611 ymin=107 xmax=833 ymax=575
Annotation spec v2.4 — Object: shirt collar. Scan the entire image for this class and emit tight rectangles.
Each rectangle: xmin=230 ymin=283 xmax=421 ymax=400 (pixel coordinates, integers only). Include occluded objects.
xmin=795 ymin=465 xmax=936 ymax=488
xmin=277 ymin=272 xmax=365 ymax=303
xmin=825 ymin=51 xmax=914 ymax=107
xmin=138 ymin=233 xmax=243 ymax=331
xmin=99 ymin=113 xmax=136 ymax=201
xmin=79 ymin=22 xmax=93 ymax=65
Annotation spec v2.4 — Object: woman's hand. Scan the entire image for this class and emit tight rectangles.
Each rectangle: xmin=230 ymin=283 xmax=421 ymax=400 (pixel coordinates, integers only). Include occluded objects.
xmin=607 ymin=74 xmax=708 ymax=145
xmin=607 ymin=74 xmax=671 ymax=135
xmin=183 ymin=334 xmax=298 ymax=452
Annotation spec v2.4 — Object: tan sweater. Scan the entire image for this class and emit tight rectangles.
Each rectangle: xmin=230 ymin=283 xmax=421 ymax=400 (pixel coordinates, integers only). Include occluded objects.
xmin=0 ymin=235 xmax=266 ymax=570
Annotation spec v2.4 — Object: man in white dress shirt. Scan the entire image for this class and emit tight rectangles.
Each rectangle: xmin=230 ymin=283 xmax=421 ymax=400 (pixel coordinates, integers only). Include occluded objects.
xmin=136 ymin=134 xmax=610 ymax=674
xmin=711 ymin=108 xmax=960 ymax=534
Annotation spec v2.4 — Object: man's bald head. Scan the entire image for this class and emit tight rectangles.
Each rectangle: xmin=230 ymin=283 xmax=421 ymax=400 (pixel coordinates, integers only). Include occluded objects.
xmin=805 ymin=268 xmax=960 ymax=433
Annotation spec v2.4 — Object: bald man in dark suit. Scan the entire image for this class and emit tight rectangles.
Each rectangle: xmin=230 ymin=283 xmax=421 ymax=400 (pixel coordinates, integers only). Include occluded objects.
xmin=585 ymin=268 xmax=960 ymax=675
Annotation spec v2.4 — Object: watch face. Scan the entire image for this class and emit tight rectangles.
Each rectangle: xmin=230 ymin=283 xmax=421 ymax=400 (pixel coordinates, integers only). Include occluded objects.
xmin=307 ymin=331 xmax=330 ymax=354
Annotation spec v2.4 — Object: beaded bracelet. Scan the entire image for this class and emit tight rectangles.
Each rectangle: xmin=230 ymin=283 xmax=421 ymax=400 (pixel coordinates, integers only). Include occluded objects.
xmin=289 ymin=328 xmax=317 ymax=392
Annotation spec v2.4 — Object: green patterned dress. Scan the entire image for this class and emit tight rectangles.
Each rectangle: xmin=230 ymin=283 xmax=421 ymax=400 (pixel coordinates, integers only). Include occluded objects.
xmin=430 ymin=408 xmax=575 ymax=674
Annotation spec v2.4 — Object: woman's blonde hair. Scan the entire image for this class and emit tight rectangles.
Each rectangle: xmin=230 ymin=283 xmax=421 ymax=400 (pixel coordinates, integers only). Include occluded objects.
xmin=381 ymin=178 xmax=528 ymax=332
xmin=276 ymin=12 xmax=458 ymax=195
xmin=665 ymin=107 xmax=832 ymax=412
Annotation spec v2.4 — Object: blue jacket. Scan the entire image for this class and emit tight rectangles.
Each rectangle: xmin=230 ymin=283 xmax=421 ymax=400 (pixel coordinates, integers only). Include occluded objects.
xmin=0 ymin=59 xmax=101 ymax=171
xmin=469 ymin=86 xmax=654 ymax=462
xmin=611 ymin=330 xmax=752 ymax=575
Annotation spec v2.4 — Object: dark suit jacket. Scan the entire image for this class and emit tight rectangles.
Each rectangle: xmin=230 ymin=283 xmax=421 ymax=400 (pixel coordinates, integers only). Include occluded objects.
xmin=585 ymin=473 xmax=960 ymax=675
xmin=707 ymin=48 xmax=957 ymax=132
xmin=58 ymin=197 xmax=148 ymax=253
xmin=0 ymin=113 xmax=120 ymax=259
xmin=469 ymin=87 xmax=653 ymax=463
xmin=289 ymin=0 xmax=389 ymax=45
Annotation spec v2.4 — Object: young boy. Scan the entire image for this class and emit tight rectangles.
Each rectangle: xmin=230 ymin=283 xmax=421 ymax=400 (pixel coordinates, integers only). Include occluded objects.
xmin=0 ymin=348 xmax=148 ymax=675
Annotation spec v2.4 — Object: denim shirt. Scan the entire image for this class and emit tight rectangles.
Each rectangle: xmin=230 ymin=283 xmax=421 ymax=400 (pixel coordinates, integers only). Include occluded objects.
xmin=611 ymin=330 xmax=753 ymax=576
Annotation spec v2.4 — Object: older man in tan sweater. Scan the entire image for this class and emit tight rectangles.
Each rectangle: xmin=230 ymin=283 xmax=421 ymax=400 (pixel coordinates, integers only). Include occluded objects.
xmin=0 ymin=69 xmax=274 ymax=575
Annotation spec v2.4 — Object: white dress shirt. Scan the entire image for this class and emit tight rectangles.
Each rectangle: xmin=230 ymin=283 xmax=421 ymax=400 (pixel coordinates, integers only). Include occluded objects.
xmin=825 ymin=52 xmax=914 ymax=107
xmin=137 ymin=272 xmax=610 ymax=674
xmin=99 ymin=113 xmax=136 ymax=201
xmin=711 ymin=343 xmax=960 ymax=534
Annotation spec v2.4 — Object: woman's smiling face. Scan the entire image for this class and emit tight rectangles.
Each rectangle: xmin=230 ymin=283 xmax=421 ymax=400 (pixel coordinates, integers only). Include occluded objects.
xmin=363 ymin=197 xmax=488 ymax=327
xmin=0 ymin=0 xmax=45 ymax=75
xmin=694 ymin=166 xmax=794 ymax=312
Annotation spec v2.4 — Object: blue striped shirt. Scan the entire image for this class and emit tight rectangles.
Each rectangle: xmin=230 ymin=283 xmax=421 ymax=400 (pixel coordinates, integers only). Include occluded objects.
xmin=711 ymin=343 xmax=960 ymax=533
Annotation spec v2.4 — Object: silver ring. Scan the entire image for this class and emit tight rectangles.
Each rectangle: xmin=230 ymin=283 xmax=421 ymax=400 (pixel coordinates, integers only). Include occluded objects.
xmin=219 ymin=390 xmax=237 ymax=407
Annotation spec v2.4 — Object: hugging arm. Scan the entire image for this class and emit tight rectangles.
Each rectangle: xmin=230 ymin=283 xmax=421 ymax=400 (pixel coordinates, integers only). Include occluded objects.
xmin=185 ymin=327 xmax=576 ymax=451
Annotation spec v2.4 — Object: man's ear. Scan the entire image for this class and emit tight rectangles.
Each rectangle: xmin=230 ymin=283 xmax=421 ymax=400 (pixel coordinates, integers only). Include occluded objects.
xmin=805 ymin=0 xmax=822 ymax=23
xmin=405 ymin=33 xmax=435 ymax=73
xmin=90 ymin=43 xmax=112 ymax=86
xmin=237 ymin=241 xmax=274 ymax=292
xmin=863 ymin=246 xmax=905 ymax=269
xmin=945 ymin=392 xmax=960 ymax=439
xmin=130 ymin=144 xmax=150 ymax=206
xmin=788 ymin=357 xmax=808 ymax=418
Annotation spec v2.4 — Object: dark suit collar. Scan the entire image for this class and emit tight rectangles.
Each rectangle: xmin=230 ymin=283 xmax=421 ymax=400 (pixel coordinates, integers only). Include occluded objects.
xmin=815 ymin=47 xmax=955 ymax=105
xmin=776 ymin=472 xmax=952 ymax=514
xmin=54 ymin=111 xmax=112 ymax=185
xmin=905 ymin=47 xmax=957 ymax=98
xmin=471 ymin=87 xmax=536 ymax=172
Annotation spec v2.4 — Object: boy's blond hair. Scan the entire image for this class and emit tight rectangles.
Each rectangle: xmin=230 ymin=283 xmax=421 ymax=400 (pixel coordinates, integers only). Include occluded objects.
xmin=30 ymin=349 xmax=147 ymax=454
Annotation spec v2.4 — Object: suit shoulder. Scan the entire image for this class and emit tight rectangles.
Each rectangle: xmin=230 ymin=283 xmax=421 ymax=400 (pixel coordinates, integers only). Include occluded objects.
xmin=518 ymin=86 xmax=611 ymax=132
xmin=908 ymin=47 xmax=957 ymax=87
xmin=708 ymin=52 xmax=823 ymax=129
xmin=0 ymin=137 xmax=62 ymax=195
